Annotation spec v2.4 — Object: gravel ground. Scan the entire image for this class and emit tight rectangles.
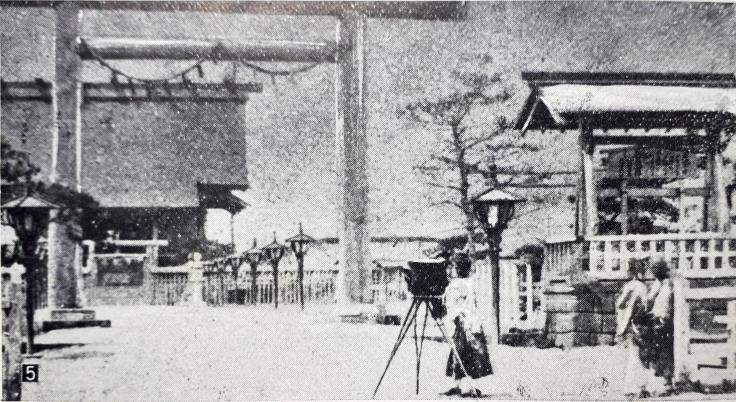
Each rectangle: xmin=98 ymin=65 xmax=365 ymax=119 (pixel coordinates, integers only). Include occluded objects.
xmin=21 ymin=306 xmax=733 ymax=400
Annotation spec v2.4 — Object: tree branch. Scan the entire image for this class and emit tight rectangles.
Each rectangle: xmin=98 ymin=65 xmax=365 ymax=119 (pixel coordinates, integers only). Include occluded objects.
xmin=430 ymin=199 xmax=463 ymax=210
xmin=426 ymin=181 xmax=462 ymax=191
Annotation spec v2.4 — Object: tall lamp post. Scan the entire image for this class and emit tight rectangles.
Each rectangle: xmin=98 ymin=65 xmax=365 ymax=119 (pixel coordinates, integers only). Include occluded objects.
xmin=472 ymin=188 xmax=525 ymax=345
xmin=261 ymin=232 xmax=286 ymax=309
xmin=286 ymin=223 xmax=315 ymax=310
xmin=243 ymin=239 xmax=263 ymax=305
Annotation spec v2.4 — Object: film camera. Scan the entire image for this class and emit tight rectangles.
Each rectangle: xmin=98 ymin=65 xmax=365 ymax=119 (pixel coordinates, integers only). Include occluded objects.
xmin=404 ymin=259 xmax=450 ymax=296
xmin=403 ymin=259 xmax=449 ymax=319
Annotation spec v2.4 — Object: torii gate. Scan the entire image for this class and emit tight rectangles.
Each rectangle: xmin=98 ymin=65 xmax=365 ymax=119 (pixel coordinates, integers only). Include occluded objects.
xmin=23 ymin=0 xmax=465 ymax=308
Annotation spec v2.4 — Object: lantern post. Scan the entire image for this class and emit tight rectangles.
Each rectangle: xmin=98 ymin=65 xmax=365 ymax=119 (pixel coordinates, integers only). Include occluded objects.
xmin=286 ymin=223 xmax=315 ymax=310
xmin=472 ymin=188 xmax=525 ymax=345
xmin=242 ymin=239 xmax=263 ymax=305
xmin=1 ymin=192 xmax=59 ymax=353
xmin=261 ymin=232 xmax=286 ymax=309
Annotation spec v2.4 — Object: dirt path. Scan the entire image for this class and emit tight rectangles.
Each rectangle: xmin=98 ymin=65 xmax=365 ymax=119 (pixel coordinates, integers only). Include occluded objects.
xmin=20 ymin=306 xmax=731 ymax=400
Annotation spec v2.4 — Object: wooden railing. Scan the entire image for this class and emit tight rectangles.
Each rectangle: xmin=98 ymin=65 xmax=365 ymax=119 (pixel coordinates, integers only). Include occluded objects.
xmin=150 ymin=267 xmax=189 ymax=306
xmin=198 ymin=266 xmax=340 ymax=306
xmin=238 ymin=269 xmax=340 ymax=306
xmin=545 ymin=233 xmax=736 ymax=280
xmin=587 ymin=233 xmax=736 ymax=279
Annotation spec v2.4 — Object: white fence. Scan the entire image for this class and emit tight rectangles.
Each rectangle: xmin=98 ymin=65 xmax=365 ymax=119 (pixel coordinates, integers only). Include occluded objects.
xmin=474 ymin=259 xmax=546 ymax=335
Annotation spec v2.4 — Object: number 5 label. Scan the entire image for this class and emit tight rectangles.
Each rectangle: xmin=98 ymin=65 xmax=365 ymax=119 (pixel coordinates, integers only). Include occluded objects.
xmin=22 ymin=364 xmax=39 ymax=382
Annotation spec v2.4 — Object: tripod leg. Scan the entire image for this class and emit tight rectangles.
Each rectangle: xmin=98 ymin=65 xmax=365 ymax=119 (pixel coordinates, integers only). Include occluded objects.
xmin=416 ymin=301 xmax=429 ymax=394
xmin=427 ymin=303 xmax=473 ymax=383
xmin=372 ymin=299 xmax=420 ymax=399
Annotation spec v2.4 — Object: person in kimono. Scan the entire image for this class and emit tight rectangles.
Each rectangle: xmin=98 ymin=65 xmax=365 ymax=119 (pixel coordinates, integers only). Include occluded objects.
xmin=643 ymin=260 xmax=674 ymax=395
xmin=442 ymin=250 xmax=493 ymax=397
xmin=615 ymin=259 xmax=651 ymax=398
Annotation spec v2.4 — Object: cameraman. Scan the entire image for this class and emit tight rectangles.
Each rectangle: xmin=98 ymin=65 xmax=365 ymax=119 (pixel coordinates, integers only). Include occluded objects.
xmin=442 ymin=250 xmax=493 ymax=397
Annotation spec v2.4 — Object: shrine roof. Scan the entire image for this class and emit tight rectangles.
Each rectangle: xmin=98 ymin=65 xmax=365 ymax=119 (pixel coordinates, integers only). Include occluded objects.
xmin=516 ymin=72 xmax=736 ymax=133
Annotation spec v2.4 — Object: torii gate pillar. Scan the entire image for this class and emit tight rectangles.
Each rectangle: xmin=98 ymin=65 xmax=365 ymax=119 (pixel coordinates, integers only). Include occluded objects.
xmin=335 ymin=11 xmax=370 ymax=303
xmin=48 ymin=1 xmax=83 ymax=309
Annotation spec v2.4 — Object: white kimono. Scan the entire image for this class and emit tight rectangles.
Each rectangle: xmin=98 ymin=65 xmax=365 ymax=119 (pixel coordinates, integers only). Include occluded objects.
xmin=615 ymin=278 xmax=651 ymax=394
xmin=445 ymin=278 xmax=482 ymax=335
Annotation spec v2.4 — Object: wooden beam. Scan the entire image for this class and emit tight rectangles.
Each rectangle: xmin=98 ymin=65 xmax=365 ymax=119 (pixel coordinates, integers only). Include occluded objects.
xmin=521 ymin=71 xmax=736 ymax=88
xmin=502 ymin=183 xmax=576 ymax=189
xmin=686 ymin=286 xmax=736 ymax=300
xmin=80 ymin=38 xmax=338 ymax=63
xmin=532 ymin=112 xmax=735 ymax=133
xmin=82 ymin=82 xmax=260 ymax=103
xmin=708 ymin=129 xmax=729 ymax=232
xmin=1 ymin=81 xmax=261 ymax=103
xmin=598 ymin=187 xmax=709 ymax=198
xmin=6 ymin=1 xmax=467 ymax=20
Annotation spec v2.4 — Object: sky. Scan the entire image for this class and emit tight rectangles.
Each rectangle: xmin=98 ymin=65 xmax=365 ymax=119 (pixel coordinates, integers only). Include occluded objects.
xmin=2 ymin=2 xmax=734 ymax=251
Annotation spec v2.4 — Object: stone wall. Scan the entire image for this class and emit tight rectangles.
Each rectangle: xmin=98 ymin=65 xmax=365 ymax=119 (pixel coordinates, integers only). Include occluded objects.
xmin=544 ymin=276 xmax=736 ymax=349
xmin=544 ymin=279 xmax=623 ymax=348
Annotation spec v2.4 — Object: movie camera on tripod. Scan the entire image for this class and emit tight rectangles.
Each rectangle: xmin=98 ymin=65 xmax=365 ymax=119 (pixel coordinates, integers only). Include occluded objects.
xmin=372 ymin=258 xmax=471 ymax=398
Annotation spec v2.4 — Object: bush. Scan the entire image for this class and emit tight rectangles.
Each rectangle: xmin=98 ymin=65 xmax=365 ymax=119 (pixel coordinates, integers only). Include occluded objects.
xmin=515 ymin=243 xmax=544 ymax=261
xmin=1 ymin=141 xmax=102 ymax=241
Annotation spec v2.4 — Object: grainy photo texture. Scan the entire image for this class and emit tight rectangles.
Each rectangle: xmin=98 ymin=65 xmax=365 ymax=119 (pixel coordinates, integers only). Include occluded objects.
xmin=1 ymin=1 xmax=735 ymax=400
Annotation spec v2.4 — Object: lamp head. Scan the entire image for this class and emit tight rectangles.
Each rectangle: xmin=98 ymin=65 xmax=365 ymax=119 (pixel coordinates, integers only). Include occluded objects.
xmin=261 ymin=232 xmax=286 ymax=264
xmin=472 ymin=188 xmax=525 ymax=231
xmin=285 ymin=223 xmax=315 ymax=255
xmin=243 ymin=238 xmax=263 ymax=265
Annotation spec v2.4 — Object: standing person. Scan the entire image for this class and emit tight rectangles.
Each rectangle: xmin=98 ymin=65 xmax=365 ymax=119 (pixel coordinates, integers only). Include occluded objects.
xmin=442 ymin=250 xmax=493 ymax=397
xmin=615 ymin=259 xmax=651 ymax=398
xmin=644 ymin=260 xmax=675 ymax=396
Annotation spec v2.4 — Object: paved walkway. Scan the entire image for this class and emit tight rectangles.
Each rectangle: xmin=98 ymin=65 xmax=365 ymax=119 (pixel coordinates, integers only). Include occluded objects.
xmin=21 ymin=306 xmax=730 ymax=400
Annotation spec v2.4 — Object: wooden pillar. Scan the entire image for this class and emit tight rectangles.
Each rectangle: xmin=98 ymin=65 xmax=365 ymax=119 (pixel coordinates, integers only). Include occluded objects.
xmin=672 ymin=276 xmax=688 ymax=383
xmin=335 ymin=11 xmax=370 ymax=304
xmin=525 ymin=263 xmax=533 ymax=324
xmin=579 ymin=122 xmax=597 ymax=237
xmin=620 ymin=179 xmax=629 ymax=235
xmin=47 ymin=2 xmax=82 ymax=308
xmin=708 ymin=129 xmax=728 ymax=232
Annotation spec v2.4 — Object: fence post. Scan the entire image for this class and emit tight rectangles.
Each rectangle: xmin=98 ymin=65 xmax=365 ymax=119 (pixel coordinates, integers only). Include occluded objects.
xmin=2 ymin=280 xmax=24 ymax=401
xmin=673 ymin=275 xmax=689 ymax=384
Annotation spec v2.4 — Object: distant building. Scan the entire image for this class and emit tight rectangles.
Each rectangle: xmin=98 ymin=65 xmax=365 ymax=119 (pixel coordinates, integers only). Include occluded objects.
xmin=1 ymin=80 xmax=255 ymax=265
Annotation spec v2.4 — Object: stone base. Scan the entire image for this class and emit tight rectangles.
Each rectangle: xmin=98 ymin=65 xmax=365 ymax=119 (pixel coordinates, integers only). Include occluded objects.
xmin=39 ymin=308 xmax=111 ymax=332
xmin=41 ymin=320 xmax=111 ymax=332
xmin=337 ymin=304 xmax=374 ymax=323
xmin=50 ymin=308 xmax=97 ymax=321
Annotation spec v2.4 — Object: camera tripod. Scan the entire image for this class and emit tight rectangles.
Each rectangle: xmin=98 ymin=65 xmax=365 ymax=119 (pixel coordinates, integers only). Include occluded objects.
xmin=372 ymin=295 xmax=471 ymax=399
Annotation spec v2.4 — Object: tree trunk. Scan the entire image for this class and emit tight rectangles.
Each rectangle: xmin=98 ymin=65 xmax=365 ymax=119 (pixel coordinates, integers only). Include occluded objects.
xmin=453 ymin=125 xmax=476 ymax=264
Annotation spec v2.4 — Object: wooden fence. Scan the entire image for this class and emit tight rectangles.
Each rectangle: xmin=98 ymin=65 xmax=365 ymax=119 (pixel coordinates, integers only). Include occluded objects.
xmin=473 ymin=259 xmax=545 ymax=335
xmin=202 ymin=267 xmax=340 ymax=306
xmin=673 ymin=275 xmax=736 ymax=386
xmin=150 ymin=269 xmax=189 ymax=306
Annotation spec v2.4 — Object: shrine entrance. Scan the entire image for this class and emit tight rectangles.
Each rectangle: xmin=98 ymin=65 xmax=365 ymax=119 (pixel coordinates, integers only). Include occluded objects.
xmin=516 ymin=72 xmax=736 ymax=386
